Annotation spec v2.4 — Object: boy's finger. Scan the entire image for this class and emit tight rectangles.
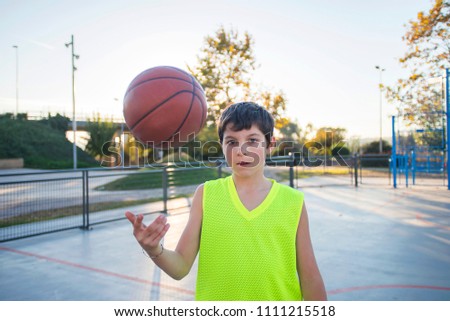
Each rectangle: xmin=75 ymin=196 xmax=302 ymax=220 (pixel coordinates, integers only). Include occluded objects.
xmin=135 ymin=214 xmax=146 ymax=229
xmin=125 ymin=211 xmax=136 ymax=224
xmin=145 ymin=215 xmax=166 ymax=232
xmin=125 ymin=212 xmax=146 ymax=230
xmin=147 ymin=223 xmax=170 ymax=245
xmin=155 ymin=223 xmax=170 ymax=241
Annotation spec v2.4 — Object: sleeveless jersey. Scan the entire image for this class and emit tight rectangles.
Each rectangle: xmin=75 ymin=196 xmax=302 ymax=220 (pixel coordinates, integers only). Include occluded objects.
xmin=196 ymin=176 xmax=304 ymax=301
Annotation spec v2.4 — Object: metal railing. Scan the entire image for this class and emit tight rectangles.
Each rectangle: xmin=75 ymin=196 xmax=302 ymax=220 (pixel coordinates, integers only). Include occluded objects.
xmin=1 ymin=155 xmax=397 ymax=242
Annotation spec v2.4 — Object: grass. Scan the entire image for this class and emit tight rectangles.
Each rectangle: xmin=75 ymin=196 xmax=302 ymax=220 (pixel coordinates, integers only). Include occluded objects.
xmin=2 ymin=165 xmax=396 ymax=229
xmin=97 ymin=167 xmax=229 ymax=191
xmin=2 ymin=167 xmax=228 ymax=229
xmin=0 ymin=195 xmax=192 ymax=228
xmin=0 ymin=116 xmax=97 ymax=169
xmin=275 ymin=166 xmax=352 ymax=181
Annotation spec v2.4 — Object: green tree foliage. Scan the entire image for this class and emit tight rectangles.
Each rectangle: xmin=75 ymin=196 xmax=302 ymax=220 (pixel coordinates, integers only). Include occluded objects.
xmin=84 ymin=114 xmax=118 ymax=163
xmin=386 ymin=0 xmax=449 ymax=145
xmin=273 ymin=119 xmax=301 ymax=156
xmin=256 ymin=89 xmax=289 ymax=130
xmin=187 ymin=26 xmax=288 ymax=129
xmin=0 ymin=115 xmax=96 ymax=169
xmin=278 ymin=120 xmax=302 ymax=142
xmin=362 ymin=140 xmax=392 ymax=154
xmin=38 ymin=113 xmax=70 ymax=133
xmin=187 ymin=26 xmax=254 ymax=123
xmin=312 ymin=127 xmax=347 ymax=155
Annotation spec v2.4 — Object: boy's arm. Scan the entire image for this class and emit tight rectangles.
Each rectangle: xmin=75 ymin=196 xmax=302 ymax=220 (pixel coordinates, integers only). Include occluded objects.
xmin=296 ymin=202 xmax=327 ymax=300
xmin=125 ymin=184 xmax=203 ymax=280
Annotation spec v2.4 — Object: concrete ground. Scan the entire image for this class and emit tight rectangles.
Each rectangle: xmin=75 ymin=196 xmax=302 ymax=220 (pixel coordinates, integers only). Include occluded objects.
xmin=0 ymin=179 xmax=449 ymax=301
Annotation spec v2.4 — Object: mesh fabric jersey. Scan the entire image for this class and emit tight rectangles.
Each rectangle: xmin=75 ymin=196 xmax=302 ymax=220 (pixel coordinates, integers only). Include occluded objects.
xmin=196 ymin=176 xmax=304 ymax=301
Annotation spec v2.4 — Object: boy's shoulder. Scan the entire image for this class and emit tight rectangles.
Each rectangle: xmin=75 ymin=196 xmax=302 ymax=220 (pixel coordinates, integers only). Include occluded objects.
xmin=275 ymin=180 xmax=304 ymax=198
xmin=203 ymin=176 xmax=229 ymax=188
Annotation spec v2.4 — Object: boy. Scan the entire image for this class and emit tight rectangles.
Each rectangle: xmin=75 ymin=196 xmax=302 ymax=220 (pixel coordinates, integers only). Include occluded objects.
xmin=125 ymin=102 xmax=327 ymax=300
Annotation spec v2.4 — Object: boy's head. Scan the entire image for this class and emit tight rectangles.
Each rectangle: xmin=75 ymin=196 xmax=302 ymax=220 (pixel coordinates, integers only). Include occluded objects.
xmin=218 ymin=102 xmax=274 ymax=146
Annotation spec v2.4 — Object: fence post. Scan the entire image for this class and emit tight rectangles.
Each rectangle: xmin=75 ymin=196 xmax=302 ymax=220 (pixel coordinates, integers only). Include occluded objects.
xmin=392 ymin=115 xmax=397 ymax=188
xmin=289 ymin=154 xmax=294 ymax=188
xmin=82 ymin=170 xmax=86 ymax=228
xmin=354 ymin=154 xmax=358 ymax=187
xmin=405 ymin=155 xmax=409 ymax=188
xmin=162 ymin=167 xmax=168 ymax=214
xmin=411 ymin=149 xmax=416 ymax=185
xmin=81 ymin=170 xmax=90 ymax=230
xmin=446 ymin=68 xmax=450 ymax=190
xmin=217 ymin=160 xmax=222 ymax=178
xmin=350 ymin=157 xmax=354 ymax=186
xmin=359 ymin=154 xmax=363 ymax=184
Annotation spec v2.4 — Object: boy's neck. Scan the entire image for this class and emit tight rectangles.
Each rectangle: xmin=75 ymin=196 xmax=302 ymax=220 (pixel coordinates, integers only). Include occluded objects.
xmin=231 ymin=173 xmax=271 ymax=191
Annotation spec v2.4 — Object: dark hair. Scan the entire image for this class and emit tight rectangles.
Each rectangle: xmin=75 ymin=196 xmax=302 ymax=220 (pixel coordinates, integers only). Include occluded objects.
xmin=218 ymin=102 xmax=274 ymax=144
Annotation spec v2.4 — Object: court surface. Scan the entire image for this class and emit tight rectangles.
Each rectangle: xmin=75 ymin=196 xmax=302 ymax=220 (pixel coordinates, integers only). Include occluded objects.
xmin=1 ymin=179 xmax=449 ymax=301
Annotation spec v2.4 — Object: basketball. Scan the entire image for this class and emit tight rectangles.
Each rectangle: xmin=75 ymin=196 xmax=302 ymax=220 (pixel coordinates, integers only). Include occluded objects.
xmin=123 ymin=66 xmax=207 ymax=149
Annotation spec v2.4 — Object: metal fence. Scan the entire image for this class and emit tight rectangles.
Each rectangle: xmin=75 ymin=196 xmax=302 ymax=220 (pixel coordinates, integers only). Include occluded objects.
xmin=0 ymin=164 xmax=222 ymax=242
xmin=0 ymin=155 xmax=405 ymax=242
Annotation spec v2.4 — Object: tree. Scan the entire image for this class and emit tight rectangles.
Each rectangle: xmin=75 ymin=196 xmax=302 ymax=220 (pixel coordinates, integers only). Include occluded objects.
xmin=278 ymin=119 xmax=302 ymax=142
xmin=256 ymin=89 xmax=289 ymax=130
xmin=362 ymin=140 xmax=392 ymax=154
xmin=84 ymin=114 xmax=118 ymax=165
xmin=312 ymin=127 xmax=347 ymax=155
xmin=187 ymin=26 xmax=288 ymax=128
xmin=386 ymin=0 xmax=449 ymax=145
xmin=39 ymin=113 xmax=70 ymax=133
xmin=273 ymin=118 xmax=301 ymax=156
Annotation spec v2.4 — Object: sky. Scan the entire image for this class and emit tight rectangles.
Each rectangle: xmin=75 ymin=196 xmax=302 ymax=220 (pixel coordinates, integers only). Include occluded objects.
xmin=0 ymin=0 xmax=435 ymax=142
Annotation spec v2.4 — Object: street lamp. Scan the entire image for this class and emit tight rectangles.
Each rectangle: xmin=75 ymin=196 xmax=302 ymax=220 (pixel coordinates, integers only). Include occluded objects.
xmin=65 ymin=35 xmax=80 ymax=169
xmin=375 ymin=65 xmax=385 ymax=154
xmin=114 ymin=98 xmax=125 ymax=168
xmin=12 ymin=45 xmax=19 ymax=115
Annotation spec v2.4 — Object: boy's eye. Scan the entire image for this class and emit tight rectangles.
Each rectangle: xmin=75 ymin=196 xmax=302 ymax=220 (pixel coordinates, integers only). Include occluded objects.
xmin=226 ymin=140 xmax=238 ymax=146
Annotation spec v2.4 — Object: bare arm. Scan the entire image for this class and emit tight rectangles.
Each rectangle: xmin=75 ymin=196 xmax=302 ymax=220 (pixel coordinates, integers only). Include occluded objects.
xmin=125 ymin=184 xmax=203 ymax=280
xmin=296 ymin=202 xmax=327 ymax=300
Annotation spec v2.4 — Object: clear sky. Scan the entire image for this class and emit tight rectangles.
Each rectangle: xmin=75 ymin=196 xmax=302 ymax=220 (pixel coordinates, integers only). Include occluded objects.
xmin=0 ymin=0 xmax=433 ymax=141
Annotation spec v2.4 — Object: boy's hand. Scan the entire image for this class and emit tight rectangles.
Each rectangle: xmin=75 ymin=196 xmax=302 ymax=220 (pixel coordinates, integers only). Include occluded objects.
xmin=125 ymin=211 xmax=170 ymax=257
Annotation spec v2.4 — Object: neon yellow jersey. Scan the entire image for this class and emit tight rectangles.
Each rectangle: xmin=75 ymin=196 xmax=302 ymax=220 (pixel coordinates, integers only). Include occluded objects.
xmin=196 ymin=176 xmax=304 ymax=301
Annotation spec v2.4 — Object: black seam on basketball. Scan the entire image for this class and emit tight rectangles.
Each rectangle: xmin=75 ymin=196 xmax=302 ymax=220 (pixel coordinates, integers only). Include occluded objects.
xmin=130 ymin=89 xmax=194 ymax=130
xmin=125 ymin=77 xmax=203 ymax=98
xmin=165 ymin=65 xmax=192 ymax=76
xmin=125 ymin=76 xmax=194 ymax=98
xmin=165 ymin=66 xmax=203 ymax=91
xmin=161 ymin=74 xmax=197 ymax=143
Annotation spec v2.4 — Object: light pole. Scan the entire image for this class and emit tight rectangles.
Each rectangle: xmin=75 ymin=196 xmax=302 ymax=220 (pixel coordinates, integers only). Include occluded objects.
xmin=375 ymin=65 xmax=385 ymax=154
xmin=114 ymin=98 xmax=125 ymax=168
xmin=12 ymin=45 xmax=19 ymax=115
xmin=65 ymin=35 xmax=80 ymax=169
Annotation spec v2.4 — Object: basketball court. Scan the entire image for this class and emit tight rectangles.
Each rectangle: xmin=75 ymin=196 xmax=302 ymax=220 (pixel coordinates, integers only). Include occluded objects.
xmin=1 ymin=179 xmax=449 ymax=301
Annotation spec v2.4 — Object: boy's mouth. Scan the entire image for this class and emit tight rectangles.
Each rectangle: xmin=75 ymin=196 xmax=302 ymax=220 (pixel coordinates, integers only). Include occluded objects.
xmin=236 ymin=161 xmax=252 ymax=167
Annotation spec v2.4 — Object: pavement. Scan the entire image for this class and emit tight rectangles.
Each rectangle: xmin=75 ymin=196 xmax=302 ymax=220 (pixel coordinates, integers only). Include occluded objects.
xmin=0 ymin=178 xmax=449 ymax=301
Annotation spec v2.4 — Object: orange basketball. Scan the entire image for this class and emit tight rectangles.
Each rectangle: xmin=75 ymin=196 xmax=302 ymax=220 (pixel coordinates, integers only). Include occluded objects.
xmin=123 ymin=66 xmax=207 ymax=149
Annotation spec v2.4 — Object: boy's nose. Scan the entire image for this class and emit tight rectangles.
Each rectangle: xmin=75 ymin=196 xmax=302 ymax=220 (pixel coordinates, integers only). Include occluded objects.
xmin=236 ymin=146 xmax=247 ymax=156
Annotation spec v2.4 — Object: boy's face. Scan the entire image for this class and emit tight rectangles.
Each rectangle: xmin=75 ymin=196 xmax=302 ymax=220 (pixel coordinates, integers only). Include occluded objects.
xmin=221 ymin=123 xmax=272 ymax=176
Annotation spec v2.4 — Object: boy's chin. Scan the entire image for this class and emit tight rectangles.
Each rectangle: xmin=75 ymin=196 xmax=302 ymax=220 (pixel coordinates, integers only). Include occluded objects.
xmin=232 ymin=163 xmax=264 ymax=173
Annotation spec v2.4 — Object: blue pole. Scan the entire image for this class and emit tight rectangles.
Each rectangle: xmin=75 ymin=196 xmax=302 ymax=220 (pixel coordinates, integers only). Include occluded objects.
xmin=405 ymin=155 xmax=408 ymax=188
xmin=446 ymin=68 xmax=450 ymax=190
xmin=392 ymin=115 xmax=397 ymax=188
xmin=412 ymin=149 xmax=416 ymax=185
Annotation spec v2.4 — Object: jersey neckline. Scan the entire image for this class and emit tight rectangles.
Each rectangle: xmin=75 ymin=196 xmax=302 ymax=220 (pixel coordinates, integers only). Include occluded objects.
xmin=226 ymin=176 xmax=280 ymax=221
